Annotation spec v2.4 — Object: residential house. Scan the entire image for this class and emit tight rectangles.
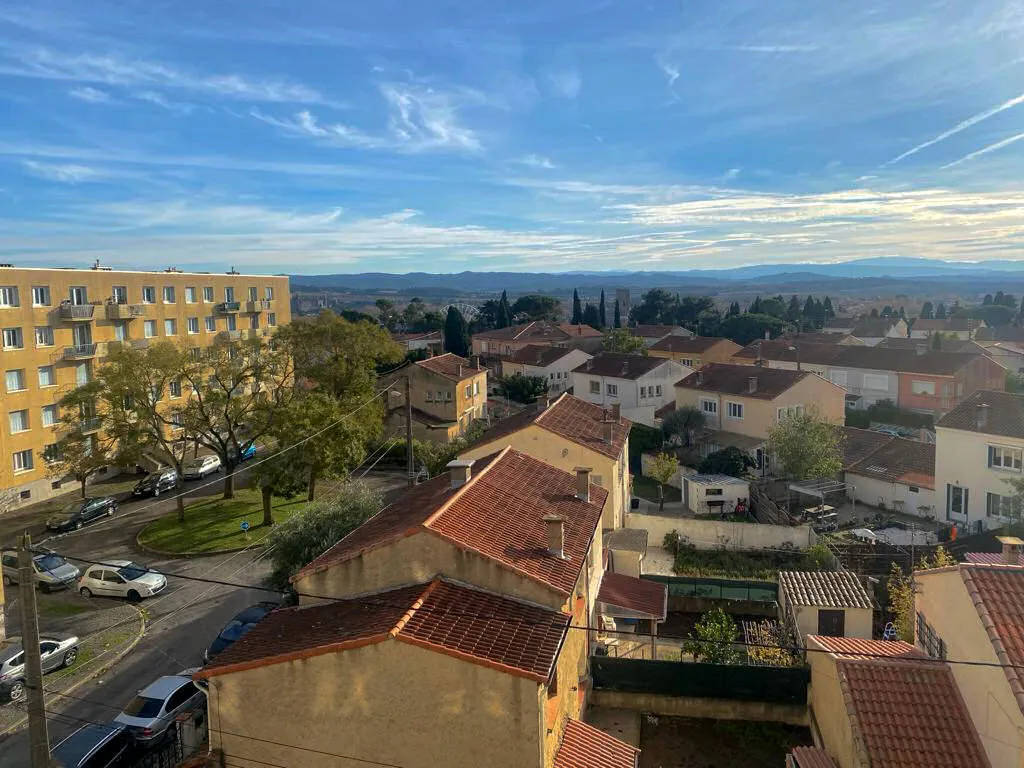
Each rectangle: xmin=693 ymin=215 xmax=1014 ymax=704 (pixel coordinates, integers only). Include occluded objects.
xmin=383 ymin=353 xmax=487 ymax=443
xmin=777 ymin=571 xmax=873 ymax=646
xmin=848 ymin=316 xmax=908 ymax=346
xmin=647 ymin=336 xmax=742 ymax=369
xmin=975 ymin=340 xmax=1024 ymax=374
xmin=501 ymin=344 xmax=593 ymax=396
xmin=460 ymin=393 xmax=631 ymax=530
xmin=391 ymin=330 xmax=442 ymax=354
xmin=674 ymin=363 xmax=845 ymax=473
xmin=914 ymin=562 xmax=1024 ymax=767
xmin=841 ymin=428 xmax=937 ymax=517
xmin=823 ymin=316 xmax=857 ymax=335
xmin=911 ymin=317 xmax=987 ymax=340
xmin=877 ymin=336 xmax=988 ymax=355
xmin=628 ymin=324 xmax=693 ymax=347
xmin=571 ymin=352 xmax=688 ymax=427
xmin=934 ymin=390 xmax=1024 ymax=532
xmin=804 ymin=635 xmax=990 ymax=768
xmin=780 ymin=332 xmax=863 ymax=346
xmin=471 ymin=321 xmax=603 ymax=358
xmin=680 ymin=473 xmax=749 ymax=516
xmin=603 ymin=528 xmax=648 ymax=578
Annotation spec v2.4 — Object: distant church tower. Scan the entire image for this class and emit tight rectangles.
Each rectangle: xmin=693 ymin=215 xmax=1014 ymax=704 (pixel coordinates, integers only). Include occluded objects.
xmin=615 ymin=289 xmax=631 ymax=322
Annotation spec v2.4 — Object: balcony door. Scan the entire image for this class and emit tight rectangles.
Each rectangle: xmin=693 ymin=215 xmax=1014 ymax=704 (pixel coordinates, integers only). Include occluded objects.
xmin=72 ymin=325 xmax=92 ymax=349
xmin=69 ymin=286 xmax=88 ymax=305
xmin=111 ymin=286 xmax=128 ymax=304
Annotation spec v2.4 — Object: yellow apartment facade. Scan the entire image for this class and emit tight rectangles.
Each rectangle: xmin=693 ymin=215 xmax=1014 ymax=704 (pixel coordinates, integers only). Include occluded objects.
xmin=0 ymin=264 xmax=290 ymax=506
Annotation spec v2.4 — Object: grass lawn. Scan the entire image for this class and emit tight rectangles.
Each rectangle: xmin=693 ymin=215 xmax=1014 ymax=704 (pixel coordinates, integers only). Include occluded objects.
xmin=632 ymin=475 xmax=682 ymax=503
xmin=137 ymin=488 xmax=309 ymax=554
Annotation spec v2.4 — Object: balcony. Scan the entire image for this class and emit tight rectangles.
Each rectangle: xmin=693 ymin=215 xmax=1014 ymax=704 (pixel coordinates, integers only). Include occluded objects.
xmin=241 ymin=328 xmax=263 ymax=340
xmin=219 ymin=330 xmax=242 ymax=341
xmin=64 ymin=343 xmax=102 ymax=360
xmin=59 ymin=303 xmax=96 ymax=321
xmin=243 ymin=299 xmax=272 ymax=313
xmin=78 ymin=417 xmax=101 ymax=434
xmin=105 ymin=302 xmax=145 ymax=320
xmin=215 ymin=301 xmax=241 ymax=314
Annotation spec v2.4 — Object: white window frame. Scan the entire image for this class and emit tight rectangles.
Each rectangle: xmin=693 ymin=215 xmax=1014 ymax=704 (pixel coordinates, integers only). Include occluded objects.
xmin=589 ymin=380 xmax=600 ymax=395
xmin=12 ymin=449 xmax=33 ymax=474
xmin=911 ymin=380 xmax=936 ymax=396
xmin=989 ymin=445 xmax=1023 ymax=472
xmin=203 ymin=286 xmax=214 ymax=303
xmin=726 ymin=401 xmax=744 ymax=420
xmin=31 ymin=286 xmax=50 ymax=307
xmin=164 ymin=319 xmax=177 ymax=336
xmin=863 ymin=373 xmax=888 ymax=390
xmin=9 ymin=409 xmax=29 ymax=433
xmin=185 ymin=287 xmax=197 ymax=304
xmin=2 ymin=327 xmax=23 ymax=350
xmin=205 ymin=317 xmax=216 ymax=333
xmin=144 ymin=320 xmax=157 ymax=338
xmin=168 ymin=379 xmax=182 ymax=399
xmin=267 ymin=312 xmax=277 ymax=327
xmin=265 ymin=286 xmax=274 ymax=300
xmin=162 ymin=286 xmax=176 ymax=304
xmin=41 ymin=404 xmax=57 ymax=427
xmin=187 ymin=317 xmax=200 ymax=334
xmin=777 ymin=404 xmax=805 ymax=421
xmin=142 ymin=286 xmax=156 ymax=304
xmin=0 ymin=287 xmax=19 ymax=308
xmin=700 ymin=398 xmax=718 ymax=415
xmin=37 ymin=366 xmax=55 ymax=388
xmin=34 ymin=326 xmax=53 ymax=347
xmin=5 ymin=369 xmax=25 ymax=393
xmin=606 ymin=383 xmax=618 ymax=396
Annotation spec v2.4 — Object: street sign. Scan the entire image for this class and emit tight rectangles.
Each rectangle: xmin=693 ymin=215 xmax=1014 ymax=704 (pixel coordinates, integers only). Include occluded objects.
xmin=240 ymin=521 xmax=250 ymax=532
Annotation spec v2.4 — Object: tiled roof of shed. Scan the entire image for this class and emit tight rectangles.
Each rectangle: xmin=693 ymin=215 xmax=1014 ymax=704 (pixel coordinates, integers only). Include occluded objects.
xmin=597 ymin=572 xmax=667 ymax=620
xmin=778 ymin=570 xmax=872 ymax=609
xmin=553 ymin=719 xmax=639 ymax=768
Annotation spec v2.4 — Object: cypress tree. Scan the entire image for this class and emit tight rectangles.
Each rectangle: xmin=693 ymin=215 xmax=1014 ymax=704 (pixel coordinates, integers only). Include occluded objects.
xmin=613 ymin=300 xmax=622 ymax=328
xmin=571 ymin=289 xmax=582 ymax=324
xmin=599 ymin=290 xmax=607 ymax=329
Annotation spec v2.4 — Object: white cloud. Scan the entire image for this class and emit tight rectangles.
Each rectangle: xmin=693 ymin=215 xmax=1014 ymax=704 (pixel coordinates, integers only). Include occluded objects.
xmin=545 ymin=69 xmax=582 ymax=99
xmin=68 ymin=86 xmax=109 ymax=103
xmin=941 ymin=132 xmax=1024 ymax=169
xmin=22 ymin=161 xmax=99 ymax=183
xmin=722 ymin=168 xmax=741 ymax=181
xmin=657 ymin=58 xmax=681 ymax=91
xmin=515 ymin=154 xmax=556 ymax=169
xmin=134 ymin=91 xmax=194 ymax=114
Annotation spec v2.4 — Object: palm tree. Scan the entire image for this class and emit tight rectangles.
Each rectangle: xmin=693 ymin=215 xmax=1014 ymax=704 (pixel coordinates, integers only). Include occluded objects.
xmin=662 ymin=405 xmax=706 ymax=448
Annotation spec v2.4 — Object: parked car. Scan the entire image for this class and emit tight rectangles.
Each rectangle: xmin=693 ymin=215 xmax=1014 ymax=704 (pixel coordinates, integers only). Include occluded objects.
xmin=51 ymin=724 xmax=134 ymax=768
xmin=181 ymin=454 xmax=221 ymax=480
xmin=227 ymin=441 xmax=257 ymax=463
xmin=0 ymin=550 xmax=80 ymax=592
xmin=78 ymin=561 xmax=167 ymax=602
xmin=0 ymin=635 xmax=80 ymax=701
xmin=203 ymin=602 xmax=279 ymax=662
xmin=114 ymin=671 xmax=206 ymax=746
xmin=132 ymin=468 xmax=178 ymax=498
xmin=46 ymin=497 xmax=118 ymax=533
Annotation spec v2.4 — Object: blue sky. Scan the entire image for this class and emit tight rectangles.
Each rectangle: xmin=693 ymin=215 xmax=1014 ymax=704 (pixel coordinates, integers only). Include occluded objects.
xmin=3 ymin=0 xmax=1024 ymax=274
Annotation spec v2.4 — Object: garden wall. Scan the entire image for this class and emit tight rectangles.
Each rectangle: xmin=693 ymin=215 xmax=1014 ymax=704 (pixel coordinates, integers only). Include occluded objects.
xmin=627 ymin=512 xmax=817 ymax=551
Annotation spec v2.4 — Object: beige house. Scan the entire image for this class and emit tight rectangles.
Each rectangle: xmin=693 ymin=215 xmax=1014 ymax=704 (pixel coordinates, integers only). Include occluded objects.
xmin=804 ymin=635 xmax=989 ymax=768
xmin=460 ymin=393 xmax=631 ymax=530
xmin=778 ymin=571 xmax=873 ymax=646
xmin=384 ymin=353 xmax=487 ymax=443
xmin=915 ymin=562 xmax=1024 ymax=767
xmin=647 ymin=336 xmax=742 ymax=369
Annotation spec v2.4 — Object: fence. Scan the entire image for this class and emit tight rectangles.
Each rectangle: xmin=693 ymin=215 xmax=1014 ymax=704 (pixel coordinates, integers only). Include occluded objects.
xmin=627 ymin=512 xmax=815 ymax=551
xmin=642 ymin=575 xmax=778 ymax=602
xmin=591 ymin=656 xmax=809 ymax=705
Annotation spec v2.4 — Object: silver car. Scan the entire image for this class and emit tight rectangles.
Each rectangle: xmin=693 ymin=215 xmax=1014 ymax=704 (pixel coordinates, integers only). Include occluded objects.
xmin=78 ymin=560 xmax=167 ymax=602
xmin=1 ymin=550 xmax=81 ymax=592
xmin=0 ymin=635 xmax=80 ymax=701
xmin=114 ymin=670 xmax=205 ymax=745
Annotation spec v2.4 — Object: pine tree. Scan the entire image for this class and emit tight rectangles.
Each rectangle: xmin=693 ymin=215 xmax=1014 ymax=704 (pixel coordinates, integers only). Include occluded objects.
xmin=749 ymin=296 xmax=762 ymax=314
xmin=727 ymin=301 xmax=740 ymax=318
xmin=787 ymin=295 xmax=801 ymax=322
xmin=599 ymin=290 xmax=607 ymax=329
xmin=935 ymin=302 xmax=947 ymax=319
xmin=613 ymin=300 xmax=622 ymax=328
xmin=571 ymin=289 xmax=582 ymax=324
xmin=813 ymin=298 xmax=825 ymax=326
xmin=920 ymin=301 xmax=934 ymax=320
xmin=497 ymin=290 xmax=513 ymax=329
xmin=983 ymin=294 xmax=994 ymax=306
xmin=898 ymin=306 xmax=906 ymax=320
xmin=823 ymin=296 xmax=835 ymax=320
xmin=582 ymin=303 xmax=600 ymax=327
xmin=803 ymin=295 xmax=815 ymax=319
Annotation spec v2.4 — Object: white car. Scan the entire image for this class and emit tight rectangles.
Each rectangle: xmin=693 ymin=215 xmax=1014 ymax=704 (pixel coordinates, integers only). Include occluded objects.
xmin=78 ymin=560 xmax=167 ymax=602
xmin=182 ymin=454 xmax=222 ymax=480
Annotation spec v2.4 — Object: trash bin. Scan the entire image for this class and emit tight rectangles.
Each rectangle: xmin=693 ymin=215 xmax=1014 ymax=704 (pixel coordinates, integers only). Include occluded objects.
xmin=630 ymin=497 xmax=640 ymax=510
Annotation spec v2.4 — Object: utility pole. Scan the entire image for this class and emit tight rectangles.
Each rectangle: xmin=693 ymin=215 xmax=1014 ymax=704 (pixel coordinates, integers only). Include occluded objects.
xmin=19 ymin=535 xmax=51 ymax=768
xmin=405 ymin=375 xmax=415 ymax=487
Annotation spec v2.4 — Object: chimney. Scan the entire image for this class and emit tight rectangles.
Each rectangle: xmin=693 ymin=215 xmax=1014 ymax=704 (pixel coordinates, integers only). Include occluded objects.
xmin=472 ymin=355 xmax=481 ymax=369
xmin=543 ymin=515 xmax=567 ymax=559
xmin=999 ymin=536 xmax=1024 ymax=565
xmin=610 ymin=403 xmax=621 ymax=421
xmin=586 ymin=359 xmax=593 ymax=371
xmin=574 ymin=467 xmax=592 ymax=503
xmin=621 ymin=361 xmax=629 ymax=376
xmin=748 ymin=376 xmax=758 ymax=394
xmin=603 ymin=421 xmax=613 ymax=444
xmin=446 ymin=459 xmax=475 ymax=489
xmin=696 ymin=370 xmax=704 ymax=385
xmin=976 ymin=403 xmax=990 ymax=430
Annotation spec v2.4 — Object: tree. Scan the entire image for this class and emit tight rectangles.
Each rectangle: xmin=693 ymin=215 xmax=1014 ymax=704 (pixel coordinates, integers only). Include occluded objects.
xmin=823 ymin=296 xmax=835 ymax=320
xmin=630 ymin=289 xmax=677 ymax=325
xmin=443 ymin=306 xmax=470 ymax=357
xmin=767 ymin=408 xmax=843 ymax=480
xmin=887 ymin=563 xmax=915 ymax=643
xmin=510 ymin=294 xmax=560 ymax=321
xmin=787 ymin=296 xmax=802 ymax=323
xmin=682 ymin=608 xmax=744 ymax=664
xmin=603 ymin=328 xmax=646 ymax=355
xmin=935 ymin=302 xmax=947 ymax=319
xmin=42 ymin=424 xmax=120 ymax=500
xmin=599 ymin=290 xmax=607 ymax=329
xmin=984 ymin=293 xmax=994 ymax=306
xmin=498 ymin=373 xmax=548 ymax=404
xmin=972 ymin=303 xmax=1016 ymax=327
xmin=662 ymin=406 xmax=705 ymax=448
xmin=698 ymin=446 xmax=756 ymax=477
xmin=719 ymin=313 xmax=788 ymax=346
xmin=473 ymin=299 xmax=500 ymax=332
xmin=647 ymin=452 xmax=679 ymax=512
xmin=582 ymin=303 xmax=601 ymax=327
xmin=869 ymin=308 xmax=879 ymax=318
xmin=802 ymin=295 xmax=815 ymax=320
xmin=613 ymin=300 xmax=622 ymax=329
xmin=759 ymin=297 xmax=786 ymax=319
xmin=696 ymin=308 xmax=722 ymax=337
xmin=919 ymin=301 xmax=934 ymax=320
xmin=251 ymin=448 xmax=307 ymax=528
xmin=880 ymin=305 xmax=893 ymax=318
xmin=571 ymin=289 xmax=583 ymax=324
xmin=749 ymin=296 xmax=762 ymax=314
xmin=728 ymin=301 xmax=741 ymax=318
xmin=674 ymin=296 xmax=715 ymax=327
xmin=497 ymin=290 xmax=513 ymax=329
xmin=401 ymin=297 xmax=426 ymax=330
xmin=898 ymin=306 xmax=906 ymax=320
xmin=375 ymin=298 xmax=397 ymax=331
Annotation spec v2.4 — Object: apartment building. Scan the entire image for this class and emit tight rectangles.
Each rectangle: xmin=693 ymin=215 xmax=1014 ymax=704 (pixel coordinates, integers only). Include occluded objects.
xmin=0 ymin=264 xmax=290 ymax=506
xmin=501 ymin=344 xmax=593 ymax=396
xmin=647 ymin=336 xmax=742 ymax=369
xmin=570 ymin=352 xmax=687 ymax=426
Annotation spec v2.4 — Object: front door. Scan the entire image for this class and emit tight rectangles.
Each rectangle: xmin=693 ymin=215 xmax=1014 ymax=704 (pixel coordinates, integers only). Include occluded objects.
xmin=947 ymin=484 xmax=968 ymax=520
xmin=817 ymin=609 xmax=846 ymax=637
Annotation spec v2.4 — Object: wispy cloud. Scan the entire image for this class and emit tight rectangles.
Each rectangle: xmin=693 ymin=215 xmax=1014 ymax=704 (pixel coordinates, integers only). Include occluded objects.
xmin=884 ymin=91 xmax=1024 ymax=166
xmin=728 ymin=44 xmax=819 ymax=53
xmin=545 ymin=69 xmax=582 ymax=99
xmin=134 ymin=91 xmax=194 ymax=114
xmin=68 ymin=86 xmax=109 ymax=103
xmin=722 ymin=168 xmax=741 ymax=181
xmin=22 ymin=160 xmax=99 ymax=183
xmin=515 ymin=154 xmax=556 ymax=169
xmin=251 ymin=109 xmax=380 ymax=148
xmin=942 ymin=132 xmax=1024 ymax=169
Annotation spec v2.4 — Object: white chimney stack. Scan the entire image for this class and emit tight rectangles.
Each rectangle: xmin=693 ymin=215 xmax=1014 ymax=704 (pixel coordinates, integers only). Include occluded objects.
xmin=575 ymin=467 xmax=592 ymax=503
xmin=543 ymin=514 xmax=567 ymax=559
xmin=977 ymin=403 xmax=990 ymax=430
xmin=446 ymin=459 xmax=474 ymax=489
xmin=748 ymin=376 xmax=758 ymax=394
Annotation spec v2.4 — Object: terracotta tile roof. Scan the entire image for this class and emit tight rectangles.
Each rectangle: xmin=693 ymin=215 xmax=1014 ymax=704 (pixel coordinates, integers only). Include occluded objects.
xmin=630 ymin=324 xmax=686 ymax=339
xmin=572 ymin=352 xmax=673 ymax=380
xmin=878 ymin=337 xmax=986 ymax=355
xmin=779 ymin=570 xmax=872 ymax=609
xmin=914 ymin=318 xmax=984 ymax=333
xmin=675 ymin=363 xmax=814 ymax=399
xmin=557 ymin=323 xmax=604 ymax=338
xmin=837 ymin=658 xmax=990 ymax=767
xmin=553 ymin=719 xmax=639 ymax=768
xmin=463 ymin=392 xmax=631 ymax=460
xmin=789 ymin=746 xmax=838 ymax=768
xmin=732 ymin=340 xmax=843 ymax=365
xmin=840 ymin=427 xmax=894 ymax=468
xmin=846 ymin=437 xmax=935 ymax=489
xmin=851 ymin=317 xmax=901 ymax=338
xmin=295 ymin=447 xmax=607 ymax=596
xmin=199 ymin=579 xmax=570 ymax=683
xmin=472 ymin=321 xmax=565 ymax=342
xmin=937 ymin=389 xmax=1024 ymax=439
xmin=507 ymin=344 xmax=580 ymax=366
xmin=829 ymin=346 xmax=979 ymax=375
xmin=965 ymin=551 xmax=1024 ymax=565
xmin=598 ymin=572 xmax=667 ymax=619
xmin=808 ymin=636 xmax=925 ymax=660
xmin=414 ymin=352 xmax=486 ymax=381
xmin=648 ymin=336 xmax=731 ymax=355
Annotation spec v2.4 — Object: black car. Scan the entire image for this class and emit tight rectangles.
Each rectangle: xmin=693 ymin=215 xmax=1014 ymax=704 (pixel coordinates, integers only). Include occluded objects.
xmin=132 ymin=469 xmax=178 ymax=498
xmin=204 ymin=602 xmax=279 ymax=662
xmin=51 ymin=723 xmax=134 ymax=768
xmin=46 ymin=497 xmax=118 ymax=533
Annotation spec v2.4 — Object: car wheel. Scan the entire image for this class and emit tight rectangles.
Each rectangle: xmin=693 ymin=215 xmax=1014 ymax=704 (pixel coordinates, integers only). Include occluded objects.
xmin=74 ymin=520 xmax=82 ymax=530
xmin=40 ymin=583 xmax=51 ymax=594
xmin=79 ymin=587 xmax=92 ymax=598
xmin=153 ymin=487 xmax=160 ymax=497
xmin=1 ymin=575 xmax=10 ymax=587
xmin=62 ymin=648 xmax=77 ymax=668
xmin=8 ymin=680 xmax=25 ymax=702
xmin=126 ymin=589 xmax=141 ymax=603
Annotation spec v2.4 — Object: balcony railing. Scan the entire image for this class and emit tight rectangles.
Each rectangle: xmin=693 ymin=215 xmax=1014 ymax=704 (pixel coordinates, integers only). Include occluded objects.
xmin=105 ymin=302 xmax=146 ymax=320
xmin=59 ymin=303 xmax=96 ymax=321
xmin=241 ymin=328 xmax=263 ymax=340
xmin=63 ymin=343 xmax=100 ymax=360
xmin=244 ymin=299 xmax=272 ymax=313
xmin=219 ymin=330 xmax=242 ymax=341
xmin=78 ymin=417 xmax=101 ymax=434
xmin=215 ymin=301 xmax=241 ymax=314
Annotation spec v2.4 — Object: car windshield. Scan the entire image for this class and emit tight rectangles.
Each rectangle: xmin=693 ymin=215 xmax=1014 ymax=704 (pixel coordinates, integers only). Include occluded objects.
xmin=117 ymin=563 xmax=149 ymax=581
xmin=122 ymin=695 xmax=164 ymax=718
xmin=186 ymin=458 xmax=205 ymax=467
xmin=58 ymin=501 xmax=83 ymax=517
xmin=218 ymin=620 xmax=256 ymax=642
xmin=35 ymin=555 xmax=66 ymax=572
xmin=143 ymin=472 xmax=163 ymax=482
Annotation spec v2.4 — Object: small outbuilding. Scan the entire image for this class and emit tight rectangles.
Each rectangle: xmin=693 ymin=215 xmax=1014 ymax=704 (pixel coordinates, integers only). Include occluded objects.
xmin=778 ymin=570 xmax=873 ymax=646
xmin=682 ymin=473 xmax=750 ymax=516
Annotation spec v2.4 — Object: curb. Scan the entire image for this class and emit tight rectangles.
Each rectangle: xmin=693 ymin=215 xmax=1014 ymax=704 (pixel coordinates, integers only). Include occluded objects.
xmin=135 ymin=528 xmax=265 ymax=559
xmin=0 ymin=605 xmax=147 ymax=737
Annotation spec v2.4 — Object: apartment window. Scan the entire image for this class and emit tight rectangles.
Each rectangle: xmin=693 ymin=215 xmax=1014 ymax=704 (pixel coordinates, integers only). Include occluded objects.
xmin=224 ymin=287 xmax=235 ymax=302
xmin=681 ymin=358 xmax=693 ymax=368
xmin=0 ymin=287 xmax=19 ymax=308
xmin=916 ymin=614 xmax=947 ymax=660
xmin=187 ymin=317 xmax=199 ymax=334
xmin=69 ymin=286 xmax=88 ymax=305
xmin=606 ymin=383 xmax=618 ymax=396
xmin=987 ymin=492 xmax=1024 ymax=520
xmin=203 ymin=286 xmax=214 ymax=302
xmin=473 ymin=380 xmax=480 ymax=396
xmin=444 ymin=390 xmax=452 ymax=402
xmin=589 ymin=380 xmax=600 ymax=395
xmin=144 ymin=320 xmax=157 ymax=338
xmin=265 ymin=286 xmax=274 ymax=300
xmin=185 ymin=287 xmax=197 ymax=304
xmin=639 ymin=386 xmax=646 ymax=399
xmin=8 ymin=410 xmax=28 ymax=433
xmin=162 ymin=286 xmax=176 ymax=304
xmin=700 ymin=398 xmax=718 ymax=415
xmin=164 ymin=319 xmax=177 ymax=336
xmin=989 ymin=445 xmax=1023 ymax=472
xmin=863 ymin=373 xmax=888 ymax=389
xmin=830 ymin=369 xmax=848 ymax=386
xmin=5 ymin=369 xmax=25 ymax=392
xmin=111 ymin=286 xmax=128 ymax=304
xmin=113 ymin=322 xmax=127 ymax=341
xmin=44 ymin=445 xmax=61 ymax=465
xmin=267 ymin=312 xmax=277 ymax=327
xmin=2 ymin=327 xmax=23 ymax=350
xmin=911 ymin=380 xmax=936 ymax=396
xmin=946 ymin=484 xmax=968 ymax=519
xmin=168 ymin=379 xmax=182 ymax=399
xmin=12 ymin=449 xmax=33 ymax=474
xmin=226 ymin=315 xmax=237 ymax=331
xmin=34 ymin=326 xmax=53 ymax=347
xmin=41 ymin=404 xmax=57 ymax=427
xmin=777 ymin=405 xmax=805 ymax=421
xmin=726 ymin=401 xmax=744 ymax=419
xmin=171 ymin=412 xmax=184 ymax=430
xmin=248 ymin=287 xmax=258 ymax=301
xmin=38 ymin=366 xmax=55 ymax=388
xmin=205 ymin=317 xmax=216 ymax=333
xmin=142 ymin=286 xmax=156 ymax=304
xmin=249 ymin=315 xmax=259 ymax=330
xmin=464 ymin=384 xmax=472 ymax=399
xmin=75 ymin=363 xmax=89 ymax=385
xmin=425 ymin=391 xmax=434 ymax=403
xmin=31 ymin=286 xmax=50 ymax=307
xmin=655 ymin=385 xmax=662 ymax=397
xmin=190 ymin=348 xmax=202 ymax=362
